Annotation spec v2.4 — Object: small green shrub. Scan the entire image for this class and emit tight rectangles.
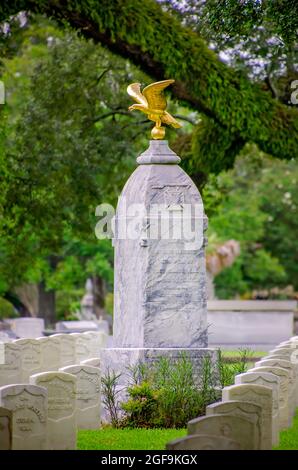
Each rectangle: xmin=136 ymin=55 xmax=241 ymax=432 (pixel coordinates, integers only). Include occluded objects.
xmin=101 ymin=368 xmax=123 ymax=428
xmin=102 ymin=350 xmax=251 ymax=429
xmin=121 ymin=353 xmax=220 ymax=429
xmin=218 ymin=348 xmax=252 ymax=387
xmin=121 ymin=382 xmax=161 ymax=428
xmin=0 ymin=297 xmax=18 ymax=319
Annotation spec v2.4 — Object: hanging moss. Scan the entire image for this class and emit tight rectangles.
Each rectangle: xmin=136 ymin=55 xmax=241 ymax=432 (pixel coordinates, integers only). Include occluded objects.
xmin=1 ymin=0 xmax=297 ymax=166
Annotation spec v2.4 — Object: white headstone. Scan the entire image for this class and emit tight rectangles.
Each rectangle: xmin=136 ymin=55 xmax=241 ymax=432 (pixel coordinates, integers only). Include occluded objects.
xmin=30 ymin=371 xmax=77 ymax=450
xmin=81 ymin=357 xmax=101 ymax=368
xmin=188 ymin=413 xmax=258 ymax=450
xmin=234 ymin=371 xmax=280 ymax=445
xmin=222 ymin=383 xmax=273 ymax=450
xmin=14 ymin=339 xmax=42 ymax=382
xmin=37 ymin=336 xmax=61 ymax=372
xmin=70 ymin=333 xmax=93 ymax=362
xmin=166 ymin=433 xmax=241 ymax=450
xmin=0 ymin=342 xmax=22 ymax=386
xmin=269 ymin=348 xmax=292 ymax=358
xmin=51 ymin=334 xmax=76 ymax=367
xmin=249 ymin=366 xmax=290 ymax=429
xmin=0 ymin=384 xmax=47 ymax=450
xmin=206 ymin=400 xmax=262 ymax=449
xmin=255 ymin=358 xmax=296 ymax=417
xmin=60 ymin=365 xmax=101 ymax=429
xmin=83 ymin=331 xmax=107 ymax=356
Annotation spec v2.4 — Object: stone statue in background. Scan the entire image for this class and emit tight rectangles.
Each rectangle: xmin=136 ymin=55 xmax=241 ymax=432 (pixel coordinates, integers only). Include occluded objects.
xmin=79 ymin=279 xmax=97 ymax=321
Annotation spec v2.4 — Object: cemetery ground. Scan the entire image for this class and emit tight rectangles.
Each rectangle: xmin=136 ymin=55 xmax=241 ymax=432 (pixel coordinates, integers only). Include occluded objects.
xmin=77 ymin=411 xmax=298 ymax=450
xmin=77 ymin=428 xmax=187 ymax=450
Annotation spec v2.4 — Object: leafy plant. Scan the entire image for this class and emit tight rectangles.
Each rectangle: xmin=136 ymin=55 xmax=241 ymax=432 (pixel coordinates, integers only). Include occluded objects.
xmin=101 ymin=368 xmax=123 ymax=428
xmin=121 ymin=382 xmax=161 ymax=428
xmin=217 ymin=348 xmax=252 ymax=388
xmin=121 ymin=353 xmax=220 ymax=429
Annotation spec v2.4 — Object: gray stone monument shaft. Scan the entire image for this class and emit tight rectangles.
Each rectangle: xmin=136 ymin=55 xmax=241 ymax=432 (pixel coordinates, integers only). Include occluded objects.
xmin=113 ymin=140 xmax=208 ymax=349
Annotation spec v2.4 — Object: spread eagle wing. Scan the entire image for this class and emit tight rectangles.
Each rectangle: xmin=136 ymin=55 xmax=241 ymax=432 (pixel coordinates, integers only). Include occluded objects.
xmin=127 ymin=83 xmax=148 ymax=107
xmin=142 ymin=79 xmax=175 ymax=110
xmin=162 ymin=111 xmax=182 ymax=128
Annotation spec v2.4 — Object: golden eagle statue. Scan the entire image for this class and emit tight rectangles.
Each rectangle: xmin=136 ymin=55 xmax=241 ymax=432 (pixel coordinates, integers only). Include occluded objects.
xmin=127 ymin=79 xmax=182 ymax=139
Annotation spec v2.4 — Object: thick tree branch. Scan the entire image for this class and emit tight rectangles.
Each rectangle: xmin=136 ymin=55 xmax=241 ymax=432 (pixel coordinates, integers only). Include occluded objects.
xmin=0 ymin=0 xmax=297 ymax=160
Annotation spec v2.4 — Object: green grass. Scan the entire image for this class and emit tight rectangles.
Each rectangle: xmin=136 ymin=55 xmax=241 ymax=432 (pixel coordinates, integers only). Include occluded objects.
xmin=274 ymin=411 xmax=298 ymax=450
xmin=222 ymin=350 xmax=267 ymax=358
xmin=77 ymin=410 xmax=298 ymax=450
xmin=77 ymin=428 xmax=187 ymax=450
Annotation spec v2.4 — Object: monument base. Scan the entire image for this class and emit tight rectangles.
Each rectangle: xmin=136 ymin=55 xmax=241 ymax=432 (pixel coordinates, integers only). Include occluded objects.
xmin=99 ymin=347 xmax=220 ymax=422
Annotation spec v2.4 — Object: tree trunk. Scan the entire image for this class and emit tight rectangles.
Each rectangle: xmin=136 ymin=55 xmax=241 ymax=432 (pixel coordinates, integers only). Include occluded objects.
xmin=38 ymin=281 xmax=56 ymax=328
xmin=92 ymin=275 xmax=106 ymax=319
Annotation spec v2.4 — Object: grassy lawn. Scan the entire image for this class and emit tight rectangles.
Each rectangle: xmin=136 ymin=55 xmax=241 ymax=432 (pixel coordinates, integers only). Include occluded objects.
xmin=77 ymin=428 xmax=187 ymax=450
xmin=274 ymin=411 xmax=298 ymax=450
xmin=78 ymin=411 xmax=298 ymax=450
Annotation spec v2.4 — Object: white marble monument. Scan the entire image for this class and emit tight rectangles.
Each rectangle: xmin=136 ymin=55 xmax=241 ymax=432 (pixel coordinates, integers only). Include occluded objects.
xmin=100 ymin=139 xmax=218 ymax=381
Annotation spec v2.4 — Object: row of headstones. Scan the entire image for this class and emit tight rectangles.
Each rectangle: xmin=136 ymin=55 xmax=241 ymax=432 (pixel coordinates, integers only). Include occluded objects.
xmin=0 ymin=358 xmax=103 ymax=450
xmin=0 ymin=331 xmax=107 ymax=386
xmin=167 ymin=336 xmax=298 ymax=450
xmin=0 ymin=331 xmax=107 ymax=449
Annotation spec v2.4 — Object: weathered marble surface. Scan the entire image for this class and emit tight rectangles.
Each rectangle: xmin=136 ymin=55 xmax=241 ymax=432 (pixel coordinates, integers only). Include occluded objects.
xmin=0 ymin=384 xmax=47 ymax=450
xmin=188 ymin=414 xmax=258 ymax=450
xmin=255 ymin=358 xmax=296 ymax=417
xmin=234 ymin=371 xmax=280 ymax=445
xmin=222 ymin=383 xmax=273 ymax=450
xmin=113 ymin=140 xmax=208 ymax=349
xmin=30 ymin=372 xmax=77 ymax=450
xmin=51 ymin=333 xmax=76 ymax=367
xmin=37 ymin=336 xmax=60 ymax=372
xmin=14 ymin=339 xmax=42 ymax=382
xmin=249 ymin=366 xmax=290 ymax=429
xmin=206 ymin=400 xmax=263 ymax=449
xmin=81 ymin=357 xmax=101 ymax=368
xmin=166 ymin=434 xmax=241 ymax=450
xmin=60 ymin=365 xmax=101 ymax=429
xmin=0 ymin=342 xmax=22 ymax=386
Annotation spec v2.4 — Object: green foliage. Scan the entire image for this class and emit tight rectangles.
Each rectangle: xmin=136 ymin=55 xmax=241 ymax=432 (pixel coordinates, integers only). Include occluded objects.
xmin=104 ymin=292 xmax=114 ymax=316
xmin=101 ymin=368 xmax=123 ymax=428
xmin=217 ymin=348 xmax=252 ymax=388
xmin=0 ymin=17 xmax=146 ymax=315
xmin=0 ymin=297 xmax=18 ymax=319
xmin=122 ymin=382 xmax=161 ymax=428
xmin=204 ymin=144 xmax=297 ymax=298
xmin=77 ymin=427 xmax=187 ymax=450
xmin=274 ymin=410 xmax=298 ymax=450
xmin=55 ymin=289 xmax=83 ymax=320
xmin=120 ymin=354 xmax=219 ymax=429
xmin=0 ymin=1 xmax=297 ymax=164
